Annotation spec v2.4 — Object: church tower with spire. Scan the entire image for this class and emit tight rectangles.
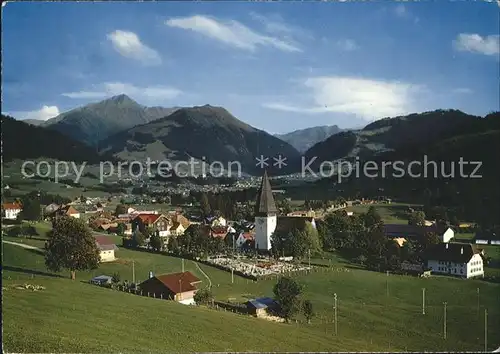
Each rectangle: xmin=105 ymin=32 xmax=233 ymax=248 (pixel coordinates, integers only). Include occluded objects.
xmin=254 ymin=170 xmax=277 ymax=250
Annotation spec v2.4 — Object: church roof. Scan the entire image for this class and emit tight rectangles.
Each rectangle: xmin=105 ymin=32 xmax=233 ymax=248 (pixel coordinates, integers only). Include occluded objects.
xmin=275 ymin=216 xmax=315 ymax=234
xmin=255 ymin=170 xmax=277 ymax=215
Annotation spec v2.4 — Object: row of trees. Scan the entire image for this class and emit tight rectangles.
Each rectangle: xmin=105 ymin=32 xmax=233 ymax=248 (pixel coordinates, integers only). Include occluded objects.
xmin=318 ymin=207 xmax=440 ymax=271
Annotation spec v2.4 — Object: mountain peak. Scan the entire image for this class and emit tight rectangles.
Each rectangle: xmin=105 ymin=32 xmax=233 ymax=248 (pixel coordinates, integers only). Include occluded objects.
xmin=108 ymin=94 xmax=136 ymax=104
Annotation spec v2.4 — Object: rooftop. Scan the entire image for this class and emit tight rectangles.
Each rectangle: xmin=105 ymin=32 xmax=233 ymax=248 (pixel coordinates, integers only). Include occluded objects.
xmin=255 ymin=170 xmax=277 ymax=216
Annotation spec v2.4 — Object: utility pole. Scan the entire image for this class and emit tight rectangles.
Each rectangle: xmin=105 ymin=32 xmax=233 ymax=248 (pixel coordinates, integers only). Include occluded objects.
xmin=334 ymin=293 xmax=338 ymax=335
xmin=386 ymin=270 xmax=389 ymax=297
xmin=443 ymin=302 xmax=447 ymax=340
xmin=477 ymin=287 xmax=480 ymax=317
xmin=182 ymin=258 xmax=185 ymax=273
xmin=422 ymin=288 xmax=426 ymax=315
xmin=132 ymin=260 xmax=135 ymax=284
xmin=308 ymin=249 xmax=311 ymax=270
xmin=179 ymin=279 xmax=182 ymax=301
xmin=484 ymin=309 xmax=488 ymax=352
xmin=231 ymin=267 xmax=234 ymax=284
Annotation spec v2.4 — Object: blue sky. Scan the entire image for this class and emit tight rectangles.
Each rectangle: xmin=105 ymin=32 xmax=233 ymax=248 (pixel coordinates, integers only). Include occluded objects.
xmin=2 ymin=1 xmax=499 ymax=133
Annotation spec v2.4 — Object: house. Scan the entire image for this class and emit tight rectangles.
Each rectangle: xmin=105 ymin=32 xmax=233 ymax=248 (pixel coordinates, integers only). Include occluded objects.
xmin=95 ymin=235 xmax=118 ymax=262
xmin=473 ymin=230 xmax=500 ymax=246
xmin=56 ymin=205 xmax=80 ymax=219
xmin=170 ymin=213 xmax=191 ymax=235
xmin=132 ymin=213 xmax=172 ymax=237
xmin=383 ymin=224 xmax=454 ymax=243
xmin=426 ymin=243 xmax=484 ymax=279
xmin=287 ymin=210 xmax=316 ymax=218
xmin=44 ymin=203 xmax=61 ymax=216
xmin=236 ymin=232 xmax=255 ymax=248
xmin=246 ymin=297 xmax=280 ymax=318
xmin=2 ymin=202 xmax=22 ymax=220
xmin=392 ymin=237 xmax=407 ymax=247
xmin=139 ymin=271 xmax=202 ymax=305
xmin=211 ymin=216 xmax=227 ymax=227
xmin=210 ymin=226 xmax=230 ymax=239
xmin=90 ymin=275 xmax=113 ymax=286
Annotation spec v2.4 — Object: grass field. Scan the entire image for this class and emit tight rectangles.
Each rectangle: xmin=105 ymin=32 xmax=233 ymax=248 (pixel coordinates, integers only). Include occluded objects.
xmin=348 ymin=202 xmax=415 ymax=224
xmin=3 ymin=222 xmax=500 ymax=352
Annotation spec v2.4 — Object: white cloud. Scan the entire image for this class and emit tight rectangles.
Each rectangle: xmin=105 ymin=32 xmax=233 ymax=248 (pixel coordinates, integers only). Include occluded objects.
xmin=107 ymin=30 xmax=162 ymax=65
xmin=336 ymin=39 xmax=358 ymax=51
xmin=165 ymin=15 xmax=301 ymax=52
xmin=452 ymin=87 xmax=473 ymax=94
xmin=9 ymin=105 xmax=60 ymax=121
xmin=263 ymin=76 xmax=425 ymax=120
xmin=249 ymin=12 xmax=310 ymax=39
xmin=62 ymin=82 xmax=182 ymax=101
xmin=453 ymin=33 xmax=500 ymax=56
xmin=394 ymin=4 xmax=420 ymax=23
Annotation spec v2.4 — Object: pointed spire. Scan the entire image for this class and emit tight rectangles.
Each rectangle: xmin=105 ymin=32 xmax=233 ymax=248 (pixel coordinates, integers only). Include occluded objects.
xmin=255 ymin=170 xmax=277 ymax=216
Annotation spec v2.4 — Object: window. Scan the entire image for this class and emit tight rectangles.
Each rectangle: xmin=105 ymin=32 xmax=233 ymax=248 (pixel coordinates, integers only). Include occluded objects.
xmin=460 ymin=269 xmax=463 ymax=274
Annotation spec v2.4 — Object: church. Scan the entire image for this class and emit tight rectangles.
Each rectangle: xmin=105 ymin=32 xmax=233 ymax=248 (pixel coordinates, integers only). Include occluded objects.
xmin=254 ymin=171 xmax=316 ymax=251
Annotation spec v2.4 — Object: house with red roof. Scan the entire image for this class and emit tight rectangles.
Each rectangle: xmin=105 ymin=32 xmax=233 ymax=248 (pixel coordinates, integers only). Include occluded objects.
xmin=95 ymin=235 xmax=118 ymax=262
xmin=139 ymin=271 xmax=202 ymax=305
xmin=2 ymin=202 xmax=22 ymax=220
xmin=131 ymin=213 xmax=172 ymax=237
xmin=236 ymin=232 xmax=255 ymax=248
xmin=55 ymin=205 xmax=80 ymax=219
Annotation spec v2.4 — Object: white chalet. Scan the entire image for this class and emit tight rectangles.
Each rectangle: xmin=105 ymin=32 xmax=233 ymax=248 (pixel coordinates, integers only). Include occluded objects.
xmin=426 ymin=243 xmax=484 ymax=279
xmin=2 ymin=202 xmax=22 ymax=220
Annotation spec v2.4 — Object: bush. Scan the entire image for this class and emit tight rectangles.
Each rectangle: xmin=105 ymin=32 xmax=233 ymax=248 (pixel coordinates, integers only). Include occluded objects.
xmin=193 ymin=288 xmax=214 ymax=305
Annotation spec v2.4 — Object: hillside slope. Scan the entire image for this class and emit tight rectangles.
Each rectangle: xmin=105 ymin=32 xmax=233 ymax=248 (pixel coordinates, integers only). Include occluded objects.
xmin=304 ymin=109 xmax=483 ymax=167
xmin=100 ymin=105 xmax=301 ymax=175
xmin=275 ymin=125 xmax=342 ymax=153
xmin=1 ymin=114 xmax=110 ymax=164
xmin=43 ymin=95 xmax=179 ymax=147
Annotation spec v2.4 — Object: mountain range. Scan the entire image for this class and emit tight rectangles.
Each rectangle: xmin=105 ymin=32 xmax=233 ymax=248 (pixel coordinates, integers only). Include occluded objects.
xmin=6 ymin=95 xmax=499 ymax=178
xmin=274 ymin=125 xmax=342 ymax=153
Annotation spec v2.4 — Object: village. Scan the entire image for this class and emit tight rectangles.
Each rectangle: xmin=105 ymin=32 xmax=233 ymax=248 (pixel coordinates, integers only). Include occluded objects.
xmin=3 ymin=171 xmax=498 ymax=321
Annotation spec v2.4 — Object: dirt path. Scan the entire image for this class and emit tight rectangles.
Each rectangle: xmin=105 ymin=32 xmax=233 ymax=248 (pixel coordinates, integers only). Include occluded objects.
xmin=192 ymin=261 xmax=212 ymax=288
xmin=2 ymin=240 xmax=43 ymax=251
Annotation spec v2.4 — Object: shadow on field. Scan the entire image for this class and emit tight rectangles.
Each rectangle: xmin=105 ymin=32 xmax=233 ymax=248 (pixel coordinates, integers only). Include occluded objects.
xmin=24 ymin=248 xmax=45 ymax=256
xmin=386 ymin=205 xmax=411 ymax=221
xmin=3 ymin=266 xmax=64 ymax=278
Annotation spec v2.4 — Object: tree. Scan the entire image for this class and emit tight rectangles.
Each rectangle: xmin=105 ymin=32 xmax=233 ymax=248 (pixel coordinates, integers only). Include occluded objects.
xmin=115 ymin=204 xmax=127 ymax=216
xmin=408 ymin=211 xmax=426 ymax=227
xmin=150 ymin=233 xmax=163 ymax=252
xmin=193 ymin=287 xmax=214 ymax=305
xmin=273 ymin=277 xmax=303 ymax=322
xmin=18 ymin=196 xmax=41 ymax=222
xmin=112 ymin=272 xmax=121 ymax=284
xmin=133 ymin=231 xmax=146 ymax=247
xmin=363 ymin=206 xmax=383 ymax=230
xmin=302 ymin=299 xmax=314 ymax=324
xmin=45 ymin=216 xmax=100 ymax=280
xmin=116 ymin=223 xmax=126 ymax=236
xmin=200 ymin=193 xmax=211 ymax=217
xmin=167 ymin=236 xmax=180 ymax=254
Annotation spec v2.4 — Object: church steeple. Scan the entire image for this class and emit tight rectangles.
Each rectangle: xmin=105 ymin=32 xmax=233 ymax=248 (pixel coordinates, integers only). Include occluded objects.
xmin=255 ymin=170 xmax=277 ymax=216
